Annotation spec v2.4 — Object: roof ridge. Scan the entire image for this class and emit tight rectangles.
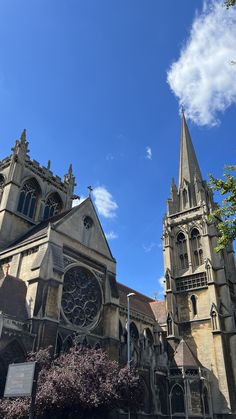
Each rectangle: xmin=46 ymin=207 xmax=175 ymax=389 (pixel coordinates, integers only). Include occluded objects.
xmin=117 ymin=282 xmax=155 ymax=302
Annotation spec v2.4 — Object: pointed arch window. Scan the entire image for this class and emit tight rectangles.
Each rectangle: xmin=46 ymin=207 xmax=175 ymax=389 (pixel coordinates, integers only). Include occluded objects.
xmin=17 ymin=178 xmax=41 ymax=219
xmin=0 ymin=174 xmax=4 ymax=205
xmin=43 ymin=192 xmax=62 ymax=220
xmin=171 ymin=384 xmax=185 ymax=414
xmin=144 ymin=328 xmax=154 ymax=347
xmin=165 ymin=271 xmax=171 ymax=290
xmin=183 ymin=188 xmax=188 ymax=208
xmin=203 ymin=387 xmax=210 ymax=415
xmin=191 ymin=295 xmax=198 ymax=316
xmin=130 ymin=322 xmax=139 ymax=343
xmin=167 ymin=313 xmax=173 ymax=336
xmin=191 ymin=228 xmax=203 ymax=266
xmin=177 ymin=232 xmax=188 ymax=269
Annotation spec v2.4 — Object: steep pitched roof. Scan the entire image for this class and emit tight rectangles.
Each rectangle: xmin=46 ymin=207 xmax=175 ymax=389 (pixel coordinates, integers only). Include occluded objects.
xmin=7 ymin=208 xmax=72 ymax=248
xmin=117 ymin=282 xmax=163 ymax=321
xmin=149 ymin=300 xmax=166 ymax=324
xmin=178 ymin=111 xmax=202 ymax=190
xmin=171 ymin=339 xmax=201 ymax=367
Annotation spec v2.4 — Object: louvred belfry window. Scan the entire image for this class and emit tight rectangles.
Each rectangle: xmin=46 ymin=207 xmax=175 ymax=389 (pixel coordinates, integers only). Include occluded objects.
xmin=177 ymin=232 xmax=188 ymax=269
xmin=17 ymin=178 xmax=40 ymax=219
xmin=43 ymin=193 xmax=62 ymax=220
xmin=191 ymin=228 xmax=203 ymax=266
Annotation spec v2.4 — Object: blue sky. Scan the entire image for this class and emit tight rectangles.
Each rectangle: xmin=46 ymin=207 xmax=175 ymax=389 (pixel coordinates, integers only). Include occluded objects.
xmin=0 ymin=1 xmax=235 ymax=298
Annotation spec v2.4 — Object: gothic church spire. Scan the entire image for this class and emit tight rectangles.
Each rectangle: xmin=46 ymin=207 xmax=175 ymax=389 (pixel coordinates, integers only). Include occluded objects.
xmin=178 ymin=111 xmax=202 ymax=191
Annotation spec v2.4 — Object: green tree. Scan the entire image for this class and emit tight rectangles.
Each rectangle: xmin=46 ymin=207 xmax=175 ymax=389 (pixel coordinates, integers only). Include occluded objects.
xmin=225 ymin=0 xmax=236 ymax=8
xmin=209 ymin=166 xmax=236 ymax=252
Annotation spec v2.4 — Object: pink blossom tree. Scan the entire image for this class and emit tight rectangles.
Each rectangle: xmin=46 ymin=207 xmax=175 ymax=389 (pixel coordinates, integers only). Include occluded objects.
xmin=0 ymin=345 xmax=141 ymax=419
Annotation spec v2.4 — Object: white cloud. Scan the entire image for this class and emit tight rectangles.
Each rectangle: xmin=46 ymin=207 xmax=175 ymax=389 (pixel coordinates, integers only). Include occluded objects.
xmin=105 ymin=231 xmax=118 ymax=240
xmin=72 ymin=195 xmax=86 ymax=207
xmin=145 ymin=146 xmax=152 ymax=160
xmin=143 ymin=242 xmax=157 ymax=253
xmin=157 ymin=276 xmax=165 ymax=299
xmin=167 ymin=1 xmax=236 ymax=126
xmin=158 ymin=276 xmax=165 ymax=290
xmin=92 ymin=186 xmax=118 ymax=218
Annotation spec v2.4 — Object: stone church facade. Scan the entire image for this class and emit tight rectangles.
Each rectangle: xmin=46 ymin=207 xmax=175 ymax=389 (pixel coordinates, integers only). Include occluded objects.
xmin=0 ymin=115 xmax=236 ymax=418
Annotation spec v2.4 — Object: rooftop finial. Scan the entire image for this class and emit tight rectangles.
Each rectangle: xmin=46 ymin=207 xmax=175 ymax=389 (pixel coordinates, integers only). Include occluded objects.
xmin=68 ymin=163 xmax=73 ymax=177
xmin=47 ymin=160 xmax=51 ymax=170
xmin=64 ymin=164 xmax=75 ymax=191
xmin=20 ymin=129 xmax=27 ymax=144
xmin=87 ymin=185 xmax=93 ymax=197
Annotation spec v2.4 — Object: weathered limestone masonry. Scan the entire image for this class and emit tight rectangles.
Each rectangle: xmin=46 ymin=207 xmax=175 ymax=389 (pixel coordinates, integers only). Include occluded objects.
xmin=163 ymin=112 xmax=236 ymax=418
xmin=0 ymin=118 xmax=235 ymax=418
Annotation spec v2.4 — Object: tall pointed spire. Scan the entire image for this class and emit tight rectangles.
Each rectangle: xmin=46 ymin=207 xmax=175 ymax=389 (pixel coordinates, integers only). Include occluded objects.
xmin=178 ymin=111 xmax=202 ymax=191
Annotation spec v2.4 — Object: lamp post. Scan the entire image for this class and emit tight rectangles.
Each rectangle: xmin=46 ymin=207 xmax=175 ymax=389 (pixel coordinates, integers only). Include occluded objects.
xmin=127 ymin=292 xmax=135 ymax=419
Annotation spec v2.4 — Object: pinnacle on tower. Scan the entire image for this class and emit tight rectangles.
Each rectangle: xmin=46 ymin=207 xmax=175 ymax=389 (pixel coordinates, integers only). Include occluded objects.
xmin=64 ymin=163 xmax=75 ymax=186
xmin=20 ymin=129 xmax=27 ymax=144
xmin=178 ymin=111 xmax=202 ymax=191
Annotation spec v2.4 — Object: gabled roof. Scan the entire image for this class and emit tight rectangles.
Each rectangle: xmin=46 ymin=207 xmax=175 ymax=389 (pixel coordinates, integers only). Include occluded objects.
xmin=7 ymin=208 xmax=72 ymax=248
xmin=178 ymin=111 xmax=202 ymax=190
xmin=171 ymin=339 xmax=201 ymax=368
xmin=4 ymin=198 xmax=115 ymax=261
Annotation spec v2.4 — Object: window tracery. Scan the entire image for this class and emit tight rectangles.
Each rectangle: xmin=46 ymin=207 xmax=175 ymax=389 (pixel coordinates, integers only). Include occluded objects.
xmin=43 ymin=193 xmax=62 ymax=220
xmin=17 ymin=178 xmax=40 ymax=219
xmin=177 ymin=232 xmax=188 ymax=269
xmin=191 ymin=228 xmax=203 ymax=266
xmin=171 ymin=384 xmax=185 ymax=414
xmin=61 ymin=266 xmax=102 ymax=329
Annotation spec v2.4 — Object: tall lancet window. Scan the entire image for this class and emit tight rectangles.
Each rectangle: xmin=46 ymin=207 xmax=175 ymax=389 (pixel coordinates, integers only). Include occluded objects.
xmin=183 ymin=188 xmax=188 ymax=208
xmin=177 ymin=232 xmax=188 ymax=269
xmin=0 ymin=174 xmax=4 ymax=205
xmin=43 ymin=193 xmax=62 ymax=220
xmin=17 ymin=178 xmax=41 ymax=219
xmin=191 ymin=228 xmax=203 ymax=266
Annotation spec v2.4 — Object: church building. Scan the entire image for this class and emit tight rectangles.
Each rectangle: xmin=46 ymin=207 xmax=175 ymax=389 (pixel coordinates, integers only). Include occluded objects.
xmin=0 ymin=114 xmax=236 ymax=418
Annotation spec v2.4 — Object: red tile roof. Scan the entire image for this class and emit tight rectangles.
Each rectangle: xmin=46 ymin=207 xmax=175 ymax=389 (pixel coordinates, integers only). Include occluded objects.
xmin=117 ymin=282 xmax=155 ymax=319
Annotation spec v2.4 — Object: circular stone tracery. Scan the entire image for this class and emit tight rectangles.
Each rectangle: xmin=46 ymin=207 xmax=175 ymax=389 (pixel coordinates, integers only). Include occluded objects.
xmin=61 ymin=266 xmax=102 ymax=328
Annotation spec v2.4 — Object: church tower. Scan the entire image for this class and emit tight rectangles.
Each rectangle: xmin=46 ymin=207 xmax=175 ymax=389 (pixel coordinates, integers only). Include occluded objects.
xmin=0 ymin=130 xmax=75 ymax=250
xmin=163 ymin=112 xmax=236 ymax=417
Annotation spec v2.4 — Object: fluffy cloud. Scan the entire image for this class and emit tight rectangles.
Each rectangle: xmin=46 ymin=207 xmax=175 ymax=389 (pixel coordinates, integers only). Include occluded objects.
xmin=158 ymin=276 xmax=165 ymax=299
xmin=93 ymin=186 xmax=118 ymax=218
xmin=167 ymin=1 xmax=236 ymax=126
xmin=105 ymin=231 xmax=118 ymax=240
xmin=72 ymin=196 xmax=86 ymax=207
xmin=145 ymin=146 xmax=152 ymax=160
xmin=158 ymin=276 xmax=165 ymax=290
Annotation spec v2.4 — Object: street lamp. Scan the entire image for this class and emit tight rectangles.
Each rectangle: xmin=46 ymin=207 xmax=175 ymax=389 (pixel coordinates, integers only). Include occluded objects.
xmin=127 ymin=292 xmax=135 ymax=366
xmin=127 ymin=292 xmax=135 ymax=419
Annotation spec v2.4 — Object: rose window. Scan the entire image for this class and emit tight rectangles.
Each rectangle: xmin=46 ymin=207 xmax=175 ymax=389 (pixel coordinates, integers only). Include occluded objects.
xmin=61 ymin=266 xmax=102 ymax=328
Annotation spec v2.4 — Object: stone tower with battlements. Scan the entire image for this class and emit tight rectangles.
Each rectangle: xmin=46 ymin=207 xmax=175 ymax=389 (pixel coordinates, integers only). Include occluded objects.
xmin=0 ymin=130 xmax=76 ymax=250
xmin=163 ymin=112 xmax=236 ymax=417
